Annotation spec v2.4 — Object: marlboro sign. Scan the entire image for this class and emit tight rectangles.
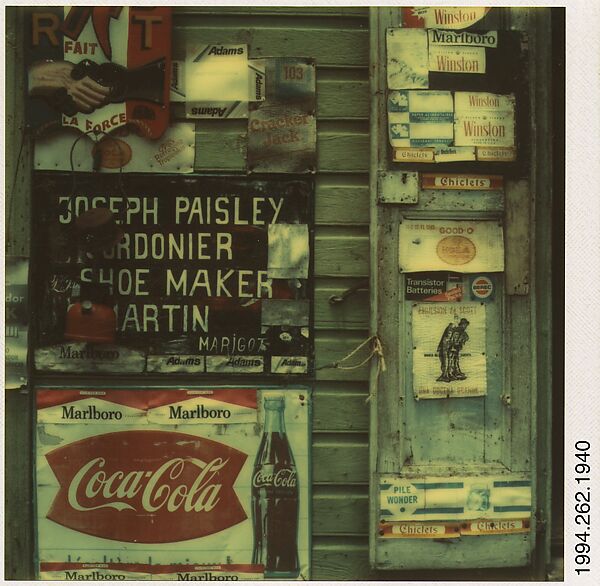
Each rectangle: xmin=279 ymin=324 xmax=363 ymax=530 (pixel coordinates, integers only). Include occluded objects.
xmin=26 ymin=7 xmax=171 ymax=138
xmin=36 ymin=387 xmax=311 ymax=580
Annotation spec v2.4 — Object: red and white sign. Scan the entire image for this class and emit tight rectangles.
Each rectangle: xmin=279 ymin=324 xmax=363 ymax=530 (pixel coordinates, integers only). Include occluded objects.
xmin=402 ymin=7 xmax=492 ymax=29
xmin=36 ymin=388 xmax=310 ymax=580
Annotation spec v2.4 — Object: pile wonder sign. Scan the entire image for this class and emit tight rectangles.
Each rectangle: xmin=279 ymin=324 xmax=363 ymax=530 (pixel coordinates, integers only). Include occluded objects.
xmin=33 ymin=174 xmax=314 ymax=375
xmin=36 ymin=388 xmax=311 ymax=580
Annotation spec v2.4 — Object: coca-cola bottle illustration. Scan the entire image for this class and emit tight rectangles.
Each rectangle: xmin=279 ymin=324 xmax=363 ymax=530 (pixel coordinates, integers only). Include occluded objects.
xmin=252 ymin=395 xmax=300 ymax=578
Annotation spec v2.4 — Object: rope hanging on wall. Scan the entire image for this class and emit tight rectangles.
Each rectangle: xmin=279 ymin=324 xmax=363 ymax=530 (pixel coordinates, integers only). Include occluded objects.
xmin=316 ymin=334 xmax=386 ymax=403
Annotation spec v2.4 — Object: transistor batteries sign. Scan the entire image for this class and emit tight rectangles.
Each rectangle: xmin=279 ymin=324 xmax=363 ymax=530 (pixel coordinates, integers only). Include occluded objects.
xmin=33 ymin=174 xmax=313 ymax=375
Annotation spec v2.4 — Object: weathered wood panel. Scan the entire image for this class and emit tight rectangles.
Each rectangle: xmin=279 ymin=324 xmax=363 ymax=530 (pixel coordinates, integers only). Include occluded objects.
xmin=315 ymin=178 xmax=369 ymax=225
xmin=314 ymin=286 xmax=369 ymax=330
xmin=313 ymin=437 xmax=369 ymax=483
xmin=315 ymin=232 xmax=369 ymax=277
xmin=175 ymin=7 xmax=368 ymax=18
xmin=312 ymin=490 xmax=369 ymax=534
xmin=194 ymin=127 xmax=369 ymax=173
xmin=173 ymin=27 xmax=369 ymax=67
xmin=505 ymin=179 xmax=531 ymax=294
xmin=312 ymin=391 xmax=370 ymax=432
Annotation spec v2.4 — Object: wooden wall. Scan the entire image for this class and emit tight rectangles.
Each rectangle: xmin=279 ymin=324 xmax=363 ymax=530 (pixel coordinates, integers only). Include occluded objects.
xmin=172 ymin=7 xmax=372 ymax=579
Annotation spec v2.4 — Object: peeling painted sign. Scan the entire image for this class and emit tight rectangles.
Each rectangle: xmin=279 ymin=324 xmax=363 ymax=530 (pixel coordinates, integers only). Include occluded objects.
xmin=35 ymin=124 xmax=195 ymax=173
xmin=36 ymin=388 xmax=311 ymax=580
xmin=387 ymin=28 xmax=429 ymax=89
xmin=248 ymin=58 xmax=317 ymax=174
xmin=379 ymin=475 xmax=531 ymax=522
xmin=6 ymin=257 xmax=29 ymax=389
xmin=398 ymin=219 xmax=504 ymax=273
xmin=26 ymin=7 xmax=172 ymax=138
xmin=412 ymin=303 xmax=487 ymax=399
xmin=33 ymin=174 xmax=314 ymax=375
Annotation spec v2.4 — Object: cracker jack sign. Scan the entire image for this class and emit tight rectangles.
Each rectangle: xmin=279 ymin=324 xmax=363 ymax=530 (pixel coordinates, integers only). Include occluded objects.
xmin=33 ymin=174 xmax=314 ymax=376
xmin=36 ymin=387 xmax=311 ymax=580
xmin=26 ymin=7 xmax=171 ymax=137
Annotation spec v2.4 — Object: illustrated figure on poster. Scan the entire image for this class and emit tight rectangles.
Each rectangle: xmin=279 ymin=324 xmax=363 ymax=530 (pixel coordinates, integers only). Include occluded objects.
xmin=436 ymin=317 xmax=470 ymax=382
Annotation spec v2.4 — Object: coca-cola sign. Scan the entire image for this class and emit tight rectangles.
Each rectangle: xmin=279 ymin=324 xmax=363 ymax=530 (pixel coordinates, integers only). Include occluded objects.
xmin=45 ymin=430 xmax=248 ymax=542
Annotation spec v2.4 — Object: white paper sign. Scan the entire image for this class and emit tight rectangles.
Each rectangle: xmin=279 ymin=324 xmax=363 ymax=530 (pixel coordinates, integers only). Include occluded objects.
xmin=428 ymin=45 xmax=486 ymax=74
xmin=412 ymin=303 xmax=487 ymax=399
xmin=387 ymin=28 xmax=429 ymax=89
xmin=399 ymin=219 xmax=504 ymax=273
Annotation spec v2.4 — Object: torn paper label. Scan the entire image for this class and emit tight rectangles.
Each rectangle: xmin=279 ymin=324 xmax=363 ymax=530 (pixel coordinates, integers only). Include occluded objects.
xmin=268 ymin=224 xmax=309 ymax=279
xmin=6 ymin=256 xmax=29 ymax=390
xmin=387 ymin=28 xmax=429 ymax=89
xmin=412 ymin=303 xmax=487 ymax=399
xmin=433 ymin=146 xmax=476 ymax=162
xmin=476 ymin=146 xmax=517 ymax=161
xmin=461 ymin=519 xmax=530 ymax=535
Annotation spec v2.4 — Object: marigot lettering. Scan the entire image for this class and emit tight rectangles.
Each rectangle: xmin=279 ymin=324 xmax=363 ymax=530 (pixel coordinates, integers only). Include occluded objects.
xmin=67 ymin=456 xmax=228 ymax=514
xmin=199 ymin=336 xmax=267 ymax=353
xmin=169 ymin=405 xmax=232 ymax=420
xmin=62 ymin=405 xmax=123 ymax=421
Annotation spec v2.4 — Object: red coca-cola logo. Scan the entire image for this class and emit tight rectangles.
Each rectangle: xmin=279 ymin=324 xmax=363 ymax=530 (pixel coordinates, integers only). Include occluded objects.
xmin=252 ymin=467 xmax=297 ymax=489
xmin=45 ymin=430 xmax=248 ymax=543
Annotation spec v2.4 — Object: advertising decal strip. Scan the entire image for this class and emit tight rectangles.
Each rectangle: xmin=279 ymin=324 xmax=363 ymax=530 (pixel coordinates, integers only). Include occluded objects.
xmin=35 ymin=124 xmax=195 ymax=173
xmin=6 ymin=257 xmax=30 ymax=389
xmin=33 ymin=174 xmax=314 ymax=375
xmin=379 ymin=476 xmax=531 ymax=523
xmin=36 ymin=387 xmax=311 ymax=580
xmin=248 ymin=58 xmax=317 ymax=174
xmin=26 ymin=7 xmax=171 ymax=138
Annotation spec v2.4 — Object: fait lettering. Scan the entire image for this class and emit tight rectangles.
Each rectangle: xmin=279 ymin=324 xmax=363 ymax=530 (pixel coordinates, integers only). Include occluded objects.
xmin=67 ymin=456 xmax=228 ymax=513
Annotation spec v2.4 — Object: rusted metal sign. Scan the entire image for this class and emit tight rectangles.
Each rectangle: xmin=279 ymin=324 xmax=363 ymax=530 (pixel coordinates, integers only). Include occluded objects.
xmin=36 ymin=387 xmax=311 ymax=580
xmin=33 ymin=174 xmax=314 ymax=375
xmin=248 ymin=58 xmax=317 ymax=174
xmin=26 ymin=7 xmax=171 ymax=138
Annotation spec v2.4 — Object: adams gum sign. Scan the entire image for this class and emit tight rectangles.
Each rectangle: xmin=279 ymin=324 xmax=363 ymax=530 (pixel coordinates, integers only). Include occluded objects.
xmin=27 ymin=7 xmax=171 ymax=138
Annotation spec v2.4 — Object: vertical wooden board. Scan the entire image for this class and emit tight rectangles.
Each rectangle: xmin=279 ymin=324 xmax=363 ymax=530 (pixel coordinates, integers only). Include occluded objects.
xmin=505 ymin=180 xmax=531 ymax=295
xmin=507 ymin=295 xmax=533 ymax=472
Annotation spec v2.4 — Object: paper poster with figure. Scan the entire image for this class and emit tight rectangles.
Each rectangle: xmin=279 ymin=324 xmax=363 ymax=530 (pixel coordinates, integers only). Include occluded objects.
xmin=412 ymin=302 xmax=486 ymax=399
xmin=26 ymin=7 xmax=171 ymax=137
